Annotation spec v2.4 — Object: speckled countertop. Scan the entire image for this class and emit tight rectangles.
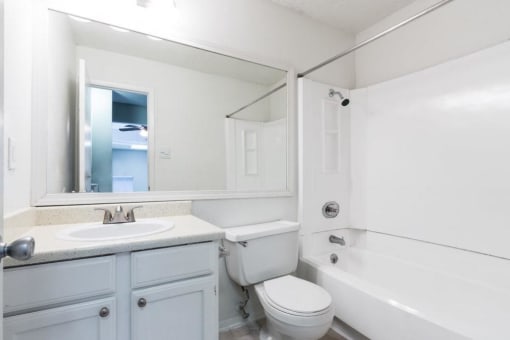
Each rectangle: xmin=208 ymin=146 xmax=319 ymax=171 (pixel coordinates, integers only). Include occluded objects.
xmin=4 ymin=215 xmax=225 ymax=268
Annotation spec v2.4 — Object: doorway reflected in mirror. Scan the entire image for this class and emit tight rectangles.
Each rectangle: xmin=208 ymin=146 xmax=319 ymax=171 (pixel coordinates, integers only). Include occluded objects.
xmin=86 ymin=86 xmax=149 ymax=193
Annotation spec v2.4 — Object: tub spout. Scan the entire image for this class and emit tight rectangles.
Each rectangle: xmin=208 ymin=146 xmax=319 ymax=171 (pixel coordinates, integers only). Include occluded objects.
xmin=329 ymin=235 xmax=345 ymax=246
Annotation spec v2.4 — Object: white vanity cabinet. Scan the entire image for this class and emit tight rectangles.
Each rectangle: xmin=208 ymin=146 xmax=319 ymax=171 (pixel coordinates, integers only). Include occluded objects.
xmin=3 ymin=241 xmax=219 ymax=340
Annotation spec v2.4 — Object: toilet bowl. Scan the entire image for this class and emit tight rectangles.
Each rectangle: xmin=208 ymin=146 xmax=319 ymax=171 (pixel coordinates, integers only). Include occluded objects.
xmin=255 ymin=275 xmax=334 ymax=340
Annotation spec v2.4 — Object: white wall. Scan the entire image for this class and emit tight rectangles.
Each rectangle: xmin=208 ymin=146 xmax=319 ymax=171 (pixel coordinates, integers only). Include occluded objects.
xmin=355 ymin=0 xmax=510 ymax=87
xmin=351 ymin=40 xmax=510 ymax=259
xmin=3 ymin=0 xmax=33 ymax=215
xmin=47 ymin=10 xmax=76 ymax=193
xmin=78 ymin=46 xmax=270 ymax=191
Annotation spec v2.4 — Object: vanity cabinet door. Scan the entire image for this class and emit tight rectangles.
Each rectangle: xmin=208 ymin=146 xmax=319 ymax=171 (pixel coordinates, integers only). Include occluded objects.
xmin=4 ymin=298 xmax=115 ymax=340
xmin=132 ymin=276 xmax=218 ymax=340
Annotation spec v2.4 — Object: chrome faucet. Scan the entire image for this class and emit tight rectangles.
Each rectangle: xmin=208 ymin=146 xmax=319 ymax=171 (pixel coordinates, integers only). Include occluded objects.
xmin=95 ymin=205 xmax=143 ymax=224
xmin=329 ymin=235 xmax=345 ymax=246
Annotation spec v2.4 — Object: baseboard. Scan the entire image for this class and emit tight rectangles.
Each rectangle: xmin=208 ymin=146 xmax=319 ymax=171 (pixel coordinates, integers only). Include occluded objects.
xmin=219 ymin=311 xmax=265 ymax=332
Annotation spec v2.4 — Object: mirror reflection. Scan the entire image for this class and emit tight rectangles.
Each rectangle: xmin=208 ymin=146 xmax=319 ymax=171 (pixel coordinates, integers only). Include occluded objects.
xmin=47 ymin=10 xmax=288 ymax=194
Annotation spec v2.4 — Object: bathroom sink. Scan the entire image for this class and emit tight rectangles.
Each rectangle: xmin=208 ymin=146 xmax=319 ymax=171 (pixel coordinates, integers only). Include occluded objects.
xmin=57 ymin=219 xmax=174 ymax=241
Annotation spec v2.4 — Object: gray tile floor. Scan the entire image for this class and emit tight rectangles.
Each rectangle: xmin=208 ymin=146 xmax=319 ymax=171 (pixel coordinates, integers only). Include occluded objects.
xmin=219 ymin=320 xmax=347 ymax=340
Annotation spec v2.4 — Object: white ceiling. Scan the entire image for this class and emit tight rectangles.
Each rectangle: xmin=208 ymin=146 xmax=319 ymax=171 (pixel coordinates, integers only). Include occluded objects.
xmin=269 ymin=0 xmax=416 ymax=33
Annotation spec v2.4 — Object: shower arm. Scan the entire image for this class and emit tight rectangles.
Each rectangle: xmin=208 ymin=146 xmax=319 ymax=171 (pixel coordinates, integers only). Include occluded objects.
xmin=329 ymin=89 xmax=345 ymax=100
xmin=328 ymin=88 xmax=350 ymax=106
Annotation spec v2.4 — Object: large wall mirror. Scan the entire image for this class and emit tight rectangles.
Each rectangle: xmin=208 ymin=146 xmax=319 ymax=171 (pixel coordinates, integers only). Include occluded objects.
xmin=37 ymin=9 xmax=292 ymax=204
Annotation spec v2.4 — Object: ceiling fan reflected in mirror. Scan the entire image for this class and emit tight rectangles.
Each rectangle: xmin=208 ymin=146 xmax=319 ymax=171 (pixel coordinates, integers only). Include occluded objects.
xmin=119 ymin=124 xmax=148 ymax=137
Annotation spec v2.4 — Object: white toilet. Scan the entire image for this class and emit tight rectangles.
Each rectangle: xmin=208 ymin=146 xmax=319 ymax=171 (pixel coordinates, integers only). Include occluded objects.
xmin=224 ymin=221 xmax=334 ymax=340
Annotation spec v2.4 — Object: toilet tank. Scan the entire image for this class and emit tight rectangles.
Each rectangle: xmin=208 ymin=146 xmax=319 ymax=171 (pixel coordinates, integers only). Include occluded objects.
xmin=223 ymin=220 xmax=300 ymax=286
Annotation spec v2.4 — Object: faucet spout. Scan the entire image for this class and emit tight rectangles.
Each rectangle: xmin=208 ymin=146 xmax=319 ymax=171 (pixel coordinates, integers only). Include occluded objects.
xmin=111 ymin=205 xmax=126 ymax=223
xmin=329 ymin=235 xmax=345 ymax=246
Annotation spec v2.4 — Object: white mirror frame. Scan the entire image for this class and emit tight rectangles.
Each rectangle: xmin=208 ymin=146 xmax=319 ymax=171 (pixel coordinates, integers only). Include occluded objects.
xmin=31 ymin=2 xmax=296 ymax=206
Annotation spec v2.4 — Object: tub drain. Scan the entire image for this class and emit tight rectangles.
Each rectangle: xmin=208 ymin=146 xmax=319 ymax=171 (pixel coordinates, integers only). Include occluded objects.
xmin=330 ymin=253 xmax=338 ymax=264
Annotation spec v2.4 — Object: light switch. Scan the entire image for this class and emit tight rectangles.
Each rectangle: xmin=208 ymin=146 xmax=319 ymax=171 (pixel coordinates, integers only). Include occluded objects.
xmin=7 ymin=137 xmax=16 ymax=170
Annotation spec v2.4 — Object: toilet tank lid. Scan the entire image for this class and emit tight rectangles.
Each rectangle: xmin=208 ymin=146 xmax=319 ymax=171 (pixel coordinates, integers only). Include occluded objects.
xmin=224 ymin=220 xmax=300 ymax=242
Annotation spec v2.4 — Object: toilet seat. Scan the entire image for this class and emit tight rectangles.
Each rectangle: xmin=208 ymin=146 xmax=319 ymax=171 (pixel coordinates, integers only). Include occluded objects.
xmin=255 ymin=275 xmax=334 ymax=329
xmin=262 ymin=275 xmax=332 ymax=317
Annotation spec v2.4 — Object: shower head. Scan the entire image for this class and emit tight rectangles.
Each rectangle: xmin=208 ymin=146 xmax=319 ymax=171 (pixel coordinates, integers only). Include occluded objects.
xmin=329 ymin=89 xmax=350 ymax=106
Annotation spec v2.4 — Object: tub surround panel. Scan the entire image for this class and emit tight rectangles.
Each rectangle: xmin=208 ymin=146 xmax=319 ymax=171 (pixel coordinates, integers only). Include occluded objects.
xmin=350 ymin=40 xmax=510 ymax=259
xmin=306 ymin=229 xmax=510 ymax=296
xmin=362 ymin=231 xmax=510 ymax=294
xmin=298 ymin=79 xmax=351 ymax=237
xmin=4 ymin=214 xmax=223 ymax=267
xmin=348 ymin=89 xmax=367 ymax=230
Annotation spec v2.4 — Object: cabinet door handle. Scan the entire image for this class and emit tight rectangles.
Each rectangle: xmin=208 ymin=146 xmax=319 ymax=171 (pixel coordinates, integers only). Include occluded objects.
xmin=99 ymin=307 xmax=110 ymax=318
xmin=138 ymin=298 xmax=147 ymax=308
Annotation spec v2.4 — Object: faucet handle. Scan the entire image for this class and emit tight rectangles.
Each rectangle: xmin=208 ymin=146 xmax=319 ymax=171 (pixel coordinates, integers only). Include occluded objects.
xmin=94 ymin=208 xmax=113 ymax=224
xmin=322 ymin=201 xmax=340 ymax=218
xmin=126 ymin=206 xmax=143 ymax=222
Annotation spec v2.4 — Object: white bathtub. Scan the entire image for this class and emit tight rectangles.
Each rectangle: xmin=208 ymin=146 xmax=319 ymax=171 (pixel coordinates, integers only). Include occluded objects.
xmin=300 ymin=239 xmax=510 ymax=340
